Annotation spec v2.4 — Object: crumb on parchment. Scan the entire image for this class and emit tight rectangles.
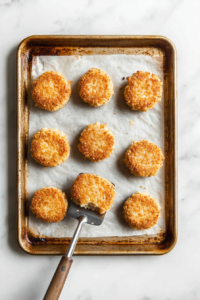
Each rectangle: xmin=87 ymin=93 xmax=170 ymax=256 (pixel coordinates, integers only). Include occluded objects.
xmin=130 ymin=120 xmax=134 ymax=125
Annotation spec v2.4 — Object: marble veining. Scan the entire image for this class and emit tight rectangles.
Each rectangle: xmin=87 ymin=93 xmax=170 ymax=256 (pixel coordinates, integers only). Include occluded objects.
xmin=0 ymin=0 xmax=200 ymax=299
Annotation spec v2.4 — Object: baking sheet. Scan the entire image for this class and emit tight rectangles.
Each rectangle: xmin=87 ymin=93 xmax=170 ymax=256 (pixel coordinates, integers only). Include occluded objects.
xmin=28 ymin=54 xmax=165 ymax=238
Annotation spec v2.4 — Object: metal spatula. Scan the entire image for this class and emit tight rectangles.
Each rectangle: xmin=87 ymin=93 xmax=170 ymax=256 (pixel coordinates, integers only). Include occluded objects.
xmin=43 ymin=202 xmax=105 ymax=300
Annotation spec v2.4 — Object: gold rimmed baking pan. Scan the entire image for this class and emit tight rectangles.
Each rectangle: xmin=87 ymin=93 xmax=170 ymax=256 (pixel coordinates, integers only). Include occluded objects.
xmin=17 ymin=35 xmax=177 ymax=255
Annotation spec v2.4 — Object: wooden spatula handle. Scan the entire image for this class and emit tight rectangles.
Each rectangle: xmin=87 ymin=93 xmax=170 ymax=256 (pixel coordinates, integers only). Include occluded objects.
xmin=43 ymin=256 xmax=73 ymax=300
xmin=43 ymin=217 xmax=87 ymax=300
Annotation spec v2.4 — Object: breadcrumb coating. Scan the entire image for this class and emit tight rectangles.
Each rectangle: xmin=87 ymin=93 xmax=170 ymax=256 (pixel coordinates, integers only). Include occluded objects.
xmin=32 ymin=71 xmax=72 ymax=111
xmin=124 ymin=140 xmax=164 ymax=177
xmin=78 ymin=68 xmax=114 ymax=107
xmin=124 ymin=71 xmax=162 ymax=111
xmin=71 ymin=173 xmax=116 ymax=214
xmin=78 ymin=122 xmax=115 ymax=162
xmin=31 ymin=128 xmax=70 ymax=167
xmin=30 ymin=187 xmax=68 ymax=223
xmin=123 ymin=192 xmax=161 ymax=230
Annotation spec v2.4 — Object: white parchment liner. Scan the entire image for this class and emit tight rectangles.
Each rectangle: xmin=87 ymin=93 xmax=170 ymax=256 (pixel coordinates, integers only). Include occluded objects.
xmin=28 ymin=54 xmax=165 ymax=237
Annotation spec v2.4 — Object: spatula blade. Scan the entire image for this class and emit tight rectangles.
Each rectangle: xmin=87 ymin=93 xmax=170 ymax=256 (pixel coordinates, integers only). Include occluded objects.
xmin=68 ymin=201 xmax=105 ymax=226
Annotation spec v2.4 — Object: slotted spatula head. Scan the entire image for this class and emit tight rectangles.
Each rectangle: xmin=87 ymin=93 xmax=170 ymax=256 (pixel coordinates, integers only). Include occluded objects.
xmin=68 ymin=201 xmax=105 ymax=226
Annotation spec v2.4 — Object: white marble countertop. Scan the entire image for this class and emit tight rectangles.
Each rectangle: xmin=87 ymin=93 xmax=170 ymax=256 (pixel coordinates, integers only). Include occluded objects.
xmin=0 ymin=0 xmax=199 ymax=299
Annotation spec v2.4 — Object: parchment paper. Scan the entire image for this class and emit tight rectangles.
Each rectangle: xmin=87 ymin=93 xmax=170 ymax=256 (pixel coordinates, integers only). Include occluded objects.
xmin=28 ymin=54 xmax=165 ymax=237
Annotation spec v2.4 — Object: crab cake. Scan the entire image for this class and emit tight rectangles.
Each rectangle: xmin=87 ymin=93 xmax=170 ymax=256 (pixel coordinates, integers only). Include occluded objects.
xmin=78 ymin=68 xmax=114 ymax=107
xmin=124 ymin=71 xmax=162 ymax=111
xmin=31 ymin=128 xmax=70 ymax=167
xmin=30 ymin=187 xmax=68 ymax=223
xmin=123 ymin=192 xmax=161 ymax=230
xmin=124 ymin=140 xmax=164 ymax=177
xmin=32 ymin=71 xmax=72 ymax=111
xmin=71 ymin=173 xmax=116 ymax=214
xmin=78 ymin=122 xmax=115 ymax=162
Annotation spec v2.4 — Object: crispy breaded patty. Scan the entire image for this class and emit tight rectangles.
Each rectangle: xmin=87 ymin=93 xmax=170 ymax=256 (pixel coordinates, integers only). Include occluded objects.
xmin=124 ymin=140 xmax=164 ymax=177
xmin=31 ymin=128 xmax=70 ymax=167
xmin=123 ymin=192 xmax=161 ymax=230
xmin=32 ymin=71 xmax=72 ymax=111
xmin=71 ymin=173 xmax=116 ymax=214
xmin=78 ymin=122 xmax=115 ymax=162
xmin=78 ymin=68 xmax=114 ymax=107
xmin=124 ymin=71 xmax=162 ymax=111
xmin=30 ymin=187 xmax=68 ymax=223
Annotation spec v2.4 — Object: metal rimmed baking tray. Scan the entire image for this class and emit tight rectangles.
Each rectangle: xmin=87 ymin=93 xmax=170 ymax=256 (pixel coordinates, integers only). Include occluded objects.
xmin=17 ymin=35 xmax=177 ymax=255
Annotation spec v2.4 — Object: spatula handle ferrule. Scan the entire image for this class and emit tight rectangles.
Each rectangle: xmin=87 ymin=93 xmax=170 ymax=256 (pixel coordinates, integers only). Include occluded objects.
xmin=66 ymin=215 xmax=87 ymax=258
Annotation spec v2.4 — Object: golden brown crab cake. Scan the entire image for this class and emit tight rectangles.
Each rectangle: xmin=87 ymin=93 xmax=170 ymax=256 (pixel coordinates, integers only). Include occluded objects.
xmin=124 ymin=140 xmax=164 ymax=177
xmin=78 ymin=68 xmax=114 ymax=107
xmin=78 ymin=122 xmax=115 ymax=162
xmin=31 ymin=128 xmax=70 ymax=167
xmin=30 ymin=187 xmax=68 ymax=223
xmin=124 ymin=71 xmax=162 ymax=111
xmin=71 ymin=173 xmax=116 ymax=214
xmin=32 ymin=71 xmax=72 ymax=111
xmin=123 ymin=192 xmax=161 ymax=230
